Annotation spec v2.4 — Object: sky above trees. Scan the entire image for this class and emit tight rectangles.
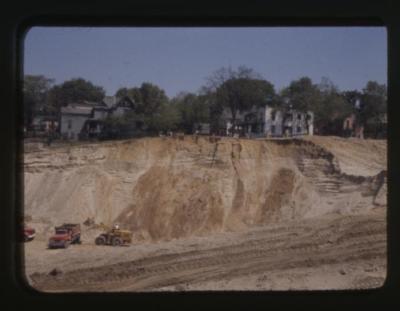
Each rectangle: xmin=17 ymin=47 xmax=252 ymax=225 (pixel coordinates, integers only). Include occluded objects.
xmin=24 ymin=27 xmax=386 ymax=98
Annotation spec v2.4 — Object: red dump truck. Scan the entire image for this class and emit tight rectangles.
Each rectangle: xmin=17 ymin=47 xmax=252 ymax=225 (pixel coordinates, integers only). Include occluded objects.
xmin=48 ymin=223 xmax=81 ymax=249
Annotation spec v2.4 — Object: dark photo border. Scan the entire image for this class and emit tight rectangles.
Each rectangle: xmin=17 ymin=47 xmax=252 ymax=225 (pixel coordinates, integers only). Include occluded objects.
xmin=1 ymin=0 xmax=399 ymax=309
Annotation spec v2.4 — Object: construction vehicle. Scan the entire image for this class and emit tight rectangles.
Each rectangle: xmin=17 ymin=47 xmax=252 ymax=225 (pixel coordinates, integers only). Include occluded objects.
xmin=94 ymin=224 xmax=132 ymax=246
xmin=48 ymin=223 xmax=81 ymax=249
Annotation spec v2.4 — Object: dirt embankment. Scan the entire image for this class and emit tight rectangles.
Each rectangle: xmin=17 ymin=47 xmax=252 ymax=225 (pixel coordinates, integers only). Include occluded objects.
xmin=24 ymin=136 xmax=387 ymax=243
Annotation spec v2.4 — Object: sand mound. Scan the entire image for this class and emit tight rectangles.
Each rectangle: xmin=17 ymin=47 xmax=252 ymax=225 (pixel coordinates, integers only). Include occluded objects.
xmin=24 ymin=136 xmax=386 ymax=242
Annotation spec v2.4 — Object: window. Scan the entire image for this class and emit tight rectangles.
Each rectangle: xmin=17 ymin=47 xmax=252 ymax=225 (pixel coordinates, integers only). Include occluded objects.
xmin=68 ymin=120 xmax=72 ymax=129
xmin=271 ymin=125 xmax=275 ymax=134
xmin=298 ymin=113 xmax=302 ymax=120
xmin=271 ymin=111 xmax=276 ymax=121
xmin=297 ymin=126 xmax=301 ymax=133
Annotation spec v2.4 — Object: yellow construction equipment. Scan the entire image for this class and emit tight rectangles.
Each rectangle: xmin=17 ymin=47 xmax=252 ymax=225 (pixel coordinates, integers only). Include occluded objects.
xmin=94 ymin=224 xmax=132 ymax=246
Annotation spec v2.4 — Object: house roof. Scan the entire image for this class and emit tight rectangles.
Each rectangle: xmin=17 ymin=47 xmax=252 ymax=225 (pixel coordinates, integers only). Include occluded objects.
xmin=61 ymin=105 xmax=93 ymax=116
xmin=82 ymin=100 xmax=99 ymax=106
xmin=62 ymin=95 xmax=135 ymax=116
xmin=103 ymin=95 xmax=135 ymax=109
xmin=102 ymin=96 xmax=118 ymax=108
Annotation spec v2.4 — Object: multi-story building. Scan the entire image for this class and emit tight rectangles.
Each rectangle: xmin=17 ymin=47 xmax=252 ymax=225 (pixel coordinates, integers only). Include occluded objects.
xmin=221 ymin=105 xmax=313 ymax=137
xmin=60 ymin=96 xmax=135 ymax=140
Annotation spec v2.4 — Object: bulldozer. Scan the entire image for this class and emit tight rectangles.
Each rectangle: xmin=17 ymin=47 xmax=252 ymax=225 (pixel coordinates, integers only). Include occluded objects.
xmin=94 ymin=224 xmax=132 ymax=246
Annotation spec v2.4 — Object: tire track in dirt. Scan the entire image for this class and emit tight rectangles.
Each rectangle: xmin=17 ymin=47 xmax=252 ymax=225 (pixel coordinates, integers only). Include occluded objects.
xmin=30 ymin=212 xmax=386 ymax=292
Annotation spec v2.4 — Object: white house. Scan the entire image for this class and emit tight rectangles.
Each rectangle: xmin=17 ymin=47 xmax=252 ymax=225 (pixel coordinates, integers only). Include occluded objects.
xmin=60 ymin=96 xmax=135 ymax=140
xmin=221 ymin=105 xmax=313 ymax=137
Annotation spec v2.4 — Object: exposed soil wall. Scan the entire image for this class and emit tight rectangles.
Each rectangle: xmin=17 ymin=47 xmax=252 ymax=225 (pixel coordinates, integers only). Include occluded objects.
xmin=24 ymin=136 xmax=386 ymax=243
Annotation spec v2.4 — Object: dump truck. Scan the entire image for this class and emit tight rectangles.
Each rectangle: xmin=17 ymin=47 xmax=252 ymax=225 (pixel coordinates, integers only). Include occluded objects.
xmin=95 ymin=224 xmax=132 ymax=246
xmin=48 ymin=223 xmax=81 ymax=249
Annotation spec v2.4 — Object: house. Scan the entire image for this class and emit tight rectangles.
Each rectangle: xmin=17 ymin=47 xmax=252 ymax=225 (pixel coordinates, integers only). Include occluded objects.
xmin=60 ymin=96 xmax=135 ymax=140
xmin=26 ymin=114 xmax=59 ymax=138
xmin=60 ymin=103 xmax=94 ymax=140
xmin=31 ymin=115 xmax=59 ymax=132
xmin=221 ymin=105 xmax=313 ymax=138
xmin=342 ymin=114 xmax=364 ymax=138
xmin=105 ymin=95 xmax=135 ymax=117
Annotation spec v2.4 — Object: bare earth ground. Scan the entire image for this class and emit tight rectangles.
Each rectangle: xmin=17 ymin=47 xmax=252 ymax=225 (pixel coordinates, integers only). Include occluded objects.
xmin=23 ymin=136 xmax=387 ymax=292
xmin=26 ymin=208 xmax=385 ymax=292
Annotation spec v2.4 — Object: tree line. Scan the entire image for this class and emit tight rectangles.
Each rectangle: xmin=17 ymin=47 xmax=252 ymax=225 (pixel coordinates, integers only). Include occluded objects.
xmin=23 ymin=66 xmax=387 ymax=138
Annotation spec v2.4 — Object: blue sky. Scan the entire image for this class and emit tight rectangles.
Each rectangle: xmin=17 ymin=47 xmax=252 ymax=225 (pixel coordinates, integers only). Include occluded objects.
xmin=24 ymin=27 xmax=386 ymax=98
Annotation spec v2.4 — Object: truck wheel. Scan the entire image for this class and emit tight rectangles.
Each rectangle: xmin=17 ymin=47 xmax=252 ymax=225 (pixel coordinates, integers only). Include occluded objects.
xmin=64 ymin=241 xmax=70 ymax=249
xmin=76 ymin=236 xmax=81 ymax=244
xmin=95 ymin=236 xmax=106 ymax=245
xmin=112 ymin=237 xmax=122 ymax=246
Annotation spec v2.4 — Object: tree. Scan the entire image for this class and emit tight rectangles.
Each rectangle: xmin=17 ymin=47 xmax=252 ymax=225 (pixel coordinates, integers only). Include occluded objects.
xmin=280 ymin=77 xmax=321 ymax=112
xmin=115 ymin=87 xmax=128 ymax=98
xmin=115 ymin=82 xmax=168 ymax=115
xmin=281 ymin=77 xmax=353 ymax=135
xmin=279 ymin=76 xmax=322 ymax=135
xmin=342 ymin=90 xmax=362 ymax=110
xmin=314 ymin=77 xmax=352 ymax=135
xmin=137 ymin=83 xmax=168 ymax=115
xmin=47 ymin=78 xmax=106 ymax=112
xmin=113 ymin=82 xmax=173 ymax=134
xmin=205 ymin=66 xmax=275 ymax=130
xmin=171 ymin=92 xmax=210 ymax=133
xmin=145 ymin=102 xmax=180 ymax=132
xmin=359 ymin=81 xmax=387 ymax=137
xmin=23 ymin=75 xmax=54 ymax=125
xmin=115 ymin=86 xmax=142 ymax=104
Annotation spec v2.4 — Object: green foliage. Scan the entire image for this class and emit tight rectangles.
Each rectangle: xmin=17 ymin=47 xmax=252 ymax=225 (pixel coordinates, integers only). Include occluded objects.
xmin=359 ymin=81 xmax=387 ymax=137
xmin=115 ymin=87 xmax=128 ymax=98
xmin=47 ymin=78 xmax=105 ymax=111
xmin=316 ymin=78 xmax=352 ymax=124
xmin=138 ymin=83 xmax=169 ymax=115
xmin=116 ymin=82 xmax=168 ymax=116
xmin=281 ymin=77 xmax=320 ymax=112
xmin=171 ymin=92 xmax=210 ymax=133
xmin=101 ymin=115 xmax=129 ymax=139
xmin=342 ymin=90 xmax=362 ymax=109
xmin=23 ymin=75 xmax=54 ymax=124
xmin=115 ymin=83 xmax=174 ymax=133
xmin=280 ymin=76 xmax=353 ymax=135
xmin=360 ymin=81 xmax=387 ymax=124
xmin=112 ymin=83 xmax=177 ymax=135
xmin=206 ymin=66 xmax=275 ymax=127
xmin=145 ymin=102 xmax=180 ymax=132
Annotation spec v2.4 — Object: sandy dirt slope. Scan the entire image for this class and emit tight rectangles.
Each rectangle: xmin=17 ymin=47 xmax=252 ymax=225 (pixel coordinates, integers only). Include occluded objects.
xmin=23 ymin=136 xmax=387 ymax=291
xmin=24 ymin=136 xmax=387 ymax=241
xmin=303 ymin=136 xmax=386 ymax=176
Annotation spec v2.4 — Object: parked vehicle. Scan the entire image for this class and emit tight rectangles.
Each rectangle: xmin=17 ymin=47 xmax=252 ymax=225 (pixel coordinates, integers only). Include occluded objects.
xmin=95 ymin=224 xmax=132 ymax=246
xmin=23 ymin=225 xmax=36 ymax=242
xmin=48 ymin=223 xmax=81 ymax=249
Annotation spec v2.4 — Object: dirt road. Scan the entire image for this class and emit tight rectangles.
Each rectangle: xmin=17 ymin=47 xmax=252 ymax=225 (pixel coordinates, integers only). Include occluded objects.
xmin=27 ymin=208 xmax=386 ymax=292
